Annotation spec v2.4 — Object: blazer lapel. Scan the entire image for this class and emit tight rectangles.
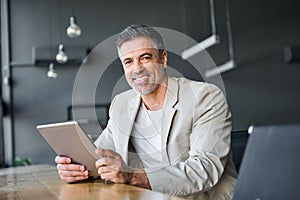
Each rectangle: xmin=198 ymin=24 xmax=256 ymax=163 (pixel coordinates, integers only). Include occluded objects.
xmin=161 ymin=78 xmax=178 ymax=165
xmin=116 ymin=91 xmax=141 ymax=164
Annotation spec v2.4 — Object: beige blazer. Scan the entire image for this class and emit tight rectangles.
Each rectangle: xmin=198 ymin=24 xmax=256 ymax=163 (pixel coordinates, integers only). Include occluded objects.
xmin=95 ymin=77 xmax=237 ymax=199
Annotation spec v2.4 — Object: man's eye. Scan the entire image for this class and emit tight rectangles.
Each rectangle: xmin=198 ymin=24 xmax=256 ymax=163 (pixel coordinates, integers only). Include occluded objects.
xmin=141 ymin=56 xmax=152 ymax=61
xmin=124 ymin=60 xmax=132 ymax=65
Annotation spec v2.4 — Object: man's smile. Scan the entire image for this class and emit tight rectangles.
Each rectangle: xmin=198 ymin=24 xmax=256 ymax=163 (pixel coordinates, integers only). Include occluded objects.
xmin=133 ymin=76 xmax=149 ymax=85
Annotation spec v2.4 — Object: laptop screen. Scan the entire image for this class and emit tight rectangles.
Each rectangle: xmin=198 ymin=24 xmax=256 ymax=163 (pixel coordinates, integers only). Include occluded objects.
xmin=233 ymin=124 xmax=300 ymax=200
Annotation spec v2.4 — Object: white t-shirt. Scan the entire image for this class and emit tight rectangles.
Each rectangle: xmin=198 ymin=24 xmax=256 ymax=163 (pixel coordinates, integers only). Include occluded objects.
xmin=131 ymin=103 xmax=163 ymax=168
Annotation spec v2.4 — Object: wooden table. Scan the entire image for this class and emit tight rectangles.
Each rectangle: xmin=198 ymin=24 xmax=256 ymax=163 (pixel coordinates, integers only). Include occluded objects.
xmin=0 ymin=165 xmax=184 ymax=200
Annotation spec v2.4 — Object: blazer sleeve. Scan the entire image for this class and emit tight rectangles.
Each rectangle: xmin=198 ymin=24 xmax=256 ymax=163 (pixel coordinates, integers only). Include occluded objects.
xmin=145 ymin=84 xmax=232 ymax=196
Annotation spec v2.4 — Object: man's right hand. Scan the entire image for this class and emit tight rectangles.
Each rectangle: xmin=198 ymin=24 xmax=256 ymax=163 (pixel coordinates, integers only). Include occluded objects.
xmin=55 ymin=156 xmax=89 ymax=183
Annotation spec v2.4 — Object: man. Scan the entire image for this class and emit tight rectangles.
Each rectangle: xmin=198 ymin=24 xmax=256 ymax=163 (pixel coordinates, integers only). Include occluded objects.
xmin=56 ymin=24 xmax=237 ymax=199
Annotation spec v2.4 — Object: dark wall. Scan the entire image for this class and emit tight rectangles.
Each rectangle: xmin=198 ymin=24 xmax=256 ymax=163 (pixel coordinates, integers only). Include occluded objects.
xmin=7 ymin=0 xmax=300 ymax=164
xmin=224 ymin=0 xmax=300 ymax=129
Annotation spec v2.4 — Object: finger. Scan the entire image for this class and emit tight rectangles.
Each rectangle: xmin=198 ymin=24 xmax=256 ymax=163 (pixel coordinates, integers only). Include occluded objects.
xmin=95 ymin=148 xmax=119 ymax=159
xmin=55 ymin=156 xmax=71 ymax=164
xmin=60 ymin=174 xmax=89 ymax=183
xmin=97 ymin=166 xmax=113 ymax=175
xmin=95 ymin=157 xmax=115 ymax=168
xmin=99 ymin=171 xmax=115 ymax=180
xmin=59 ymin=169 xmax=89 ymax=178
xmin=100 ymin=171 xmax=126 ymax=184
xmin=57 ymin=163 xmax=86 ymax=172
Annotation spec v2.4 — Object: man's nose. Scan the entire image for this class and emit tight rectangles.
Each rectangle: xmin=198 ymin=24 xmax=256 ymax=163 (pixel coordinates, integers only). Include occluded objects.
xmin=132 ymin=60 xmax=144 ymax=73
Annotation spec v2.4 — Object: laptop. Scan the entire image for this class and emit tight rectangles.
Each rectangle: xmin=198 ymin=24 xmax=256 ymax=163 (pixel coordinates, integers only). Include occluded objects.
xmin=233 ymin=124 xmax=300 ymax=200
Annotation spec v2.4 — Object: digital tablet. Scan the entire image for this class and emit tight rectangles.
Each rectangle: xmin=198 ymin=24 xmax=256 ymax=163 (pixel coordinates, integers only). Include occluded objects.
xmin=37 ymin=121 xmax=99 ymax=177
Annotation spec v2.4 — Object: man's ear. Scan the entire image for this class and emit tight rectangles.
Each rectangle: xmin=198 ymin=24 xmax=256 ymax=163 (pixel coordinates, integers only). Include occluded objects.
xmin=161 ymin=50 xmax=168 ymax=68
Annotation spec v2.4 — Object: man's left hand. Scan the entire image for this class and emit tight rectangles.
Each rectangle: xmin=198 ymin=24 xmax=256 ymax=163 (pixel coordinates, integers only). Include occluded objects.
xmin=95 ymin=148 xmax=131 ymax=183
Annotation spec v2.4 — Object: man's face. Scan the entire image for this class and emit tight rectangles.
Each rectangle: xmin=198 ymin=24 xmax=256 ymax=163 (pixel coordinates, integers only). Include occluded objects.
xmin=119 ymin=37 xmax=167 ymax=95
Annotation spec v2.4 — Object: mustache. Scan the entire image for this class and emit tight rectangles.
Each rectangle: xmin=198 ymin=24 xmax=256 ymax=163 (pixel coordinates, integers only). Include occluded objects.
xmin=130 ymin=70 xmax=150 ymax=80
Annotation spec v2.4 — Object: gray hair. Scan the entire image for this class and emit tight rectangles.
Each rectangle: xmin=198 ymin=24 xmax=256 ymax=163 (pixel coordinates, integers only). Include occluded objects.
xmin=116 ymin=24 xmax=165 ymax=55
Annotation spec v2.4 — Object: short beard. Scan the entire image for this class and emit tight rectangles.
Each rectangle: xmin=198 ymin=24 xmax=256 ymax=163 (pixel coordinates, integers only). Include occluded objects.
xmin=128 ymin=65 xmax=166 ymax=96
xmin=133 ymin=83 xmax=158 ymax=95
